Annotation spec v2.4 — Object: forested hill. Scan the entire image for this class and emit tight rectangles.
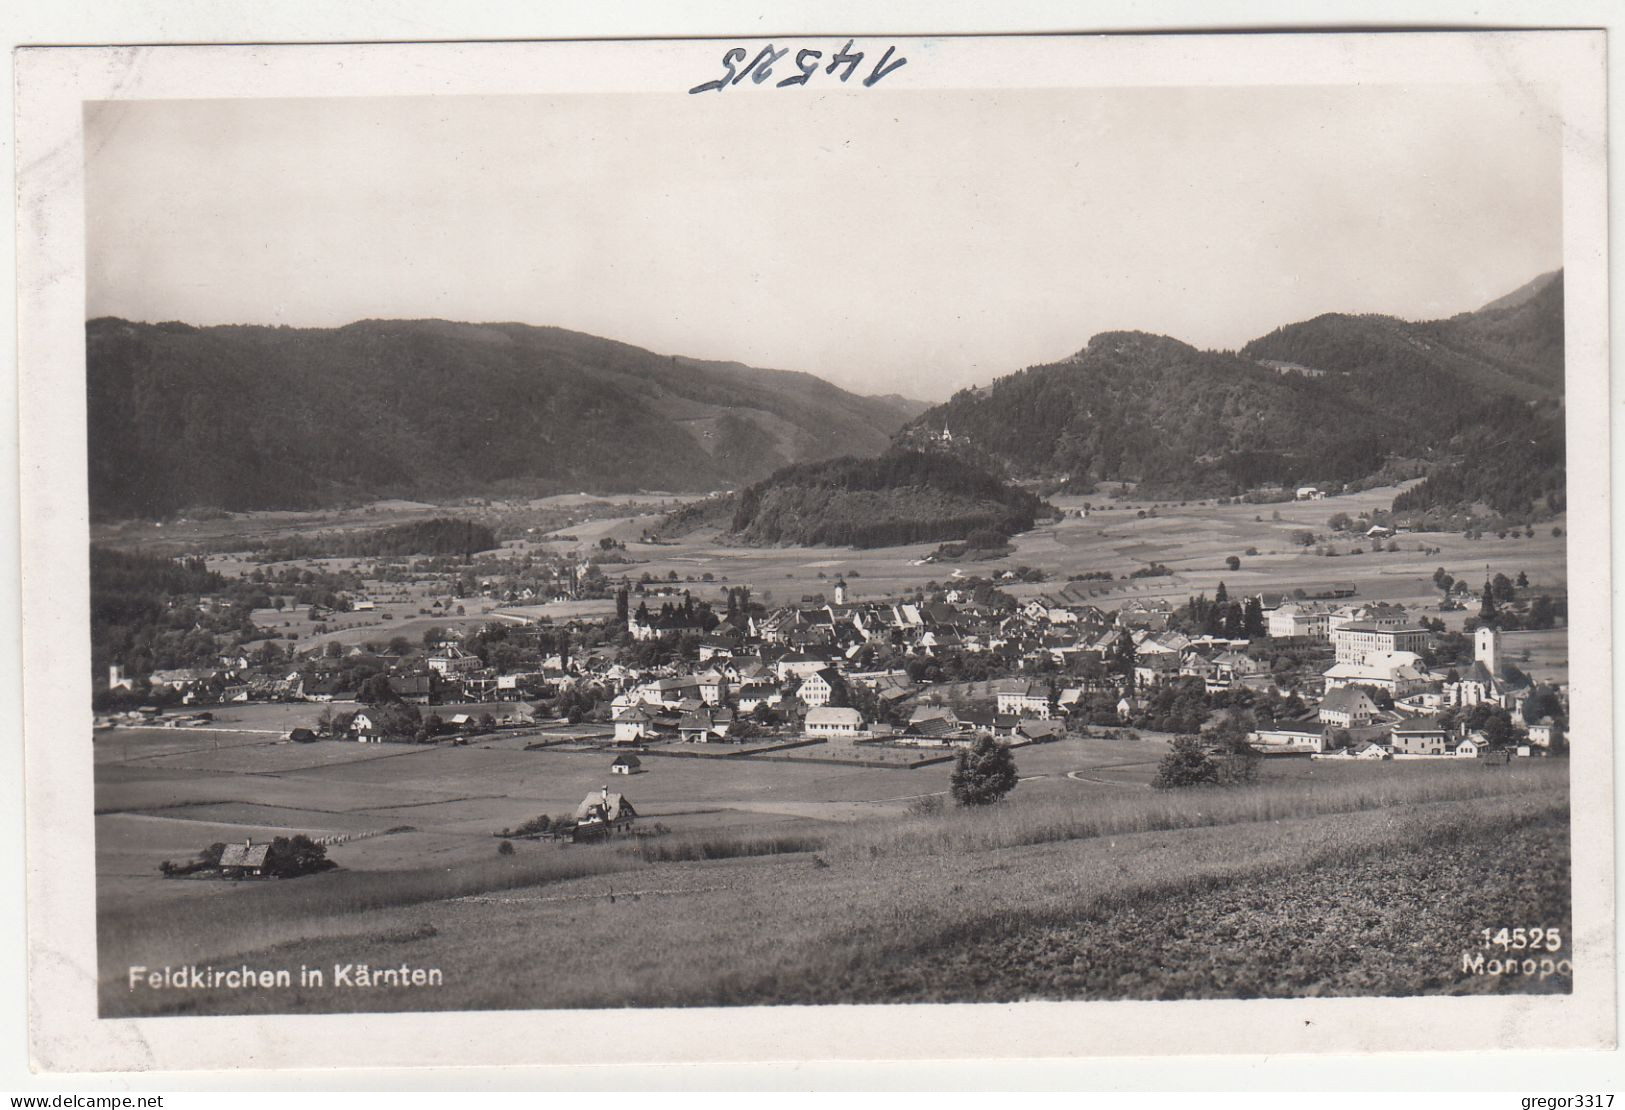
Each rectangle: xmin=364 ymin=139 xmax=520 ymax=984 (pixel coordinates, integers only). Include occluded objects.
xmin=705 ymin=449 xmax=1052 ymax=549
xmin=1241 ymin=270 xmax=1564 ymax=401
xmin=85 ymin=318 xmax=928 ymax=520
xmin=900 ymin=271 xmax=1565 ymax=518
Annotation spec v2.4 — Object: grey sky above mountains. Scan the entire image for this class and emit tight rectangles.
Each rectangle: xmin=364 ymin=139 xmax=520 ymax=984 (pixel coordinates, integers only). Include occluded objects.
xmin=85 ymin=82 xmax=1561 ymax=401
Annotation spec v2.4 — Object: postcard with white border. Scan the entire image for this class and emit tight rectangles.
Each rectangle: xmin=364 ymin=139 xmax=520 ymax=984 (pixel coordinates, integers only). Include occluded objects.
xmin=14 ymin=29 xmax=1613 ymax=1072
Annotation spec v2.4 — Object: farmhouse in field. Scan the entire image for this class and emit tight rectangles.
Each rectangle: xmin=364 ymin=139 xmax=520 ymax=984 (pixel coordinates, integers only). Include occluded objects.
xmin=572 ymin=787 xmax=637 ymax=841
xmin=610 ymin=754 xmax=641 ymax=775
xmin=218 ymin=839 xmax=271 ymax=878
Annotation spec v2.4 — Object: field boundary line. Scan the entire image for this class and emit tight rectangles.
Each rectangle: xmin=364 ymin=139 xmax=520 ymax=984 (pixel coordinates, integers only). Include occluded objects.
xmin=455 ymin=883 xmax=733 ymax=905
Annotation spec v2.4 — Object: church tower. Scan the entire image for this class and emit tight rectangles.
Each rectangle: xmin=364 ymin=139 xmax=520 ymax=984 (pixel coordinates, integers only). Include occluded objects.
xmin=1475 ymin=625 xmax=1501 ymax=674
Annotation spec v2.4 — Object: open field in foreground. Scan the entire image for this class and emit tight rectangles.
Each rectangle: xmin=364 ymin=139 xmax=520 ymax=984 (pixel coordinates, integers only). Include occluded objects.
xmin=100 ymin=759 xmax=1568 ymax=1015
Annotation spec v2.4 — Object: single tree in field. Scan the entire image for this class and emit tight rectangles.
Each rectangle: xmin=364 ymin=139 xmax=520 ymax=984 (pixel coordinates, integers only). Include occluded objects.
xmin=1152 ymin=734 xmax=1217 ymax=789
xmin=949 ymin=735 xmax=1019 ymax=806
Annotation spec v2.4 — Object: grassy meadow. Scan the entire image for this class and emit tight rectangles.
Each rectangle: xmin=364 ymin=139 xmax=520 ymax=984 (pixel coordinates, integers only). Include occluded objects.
xmin=100 ymin=757 xmax=1569 ymax=1015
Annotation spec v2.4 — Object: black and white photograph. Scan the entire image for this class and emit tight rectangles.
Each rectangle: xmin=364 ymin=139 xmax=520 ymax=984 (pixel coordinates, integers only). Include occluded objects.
xmin=12 ymin=27 xmax=1613 ymax=1073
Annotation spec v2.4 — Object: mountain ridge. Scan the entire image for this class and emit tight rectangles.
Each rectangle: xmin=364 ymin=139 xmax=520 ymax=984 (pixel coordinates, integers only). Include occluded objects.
xmin=86 ymin=317 xmax=929 ymax=520
xmin=900 ymin=270 xmax=1565 ymax=517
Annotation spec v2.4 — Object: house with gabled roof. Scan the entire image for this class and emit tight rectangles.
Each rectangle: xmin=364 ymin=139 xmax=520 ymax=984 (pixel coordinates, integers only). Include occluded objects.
xmin=679 ymin=707 xmax=734 ymax=743
xmin=1319 ymin=686 xmax=1382 ymax=728
xmin=218 ymin=839 xmax=272 ymax=877
xmin=996 ymin=681 xmax=1052 ymax=719
xmin=612 ymin=705 xmax=659 ymax=745
xmin=572 ymin=787 xmax=637 ymax=841
xmin=795 ymin=667 xmax=844 ymax=708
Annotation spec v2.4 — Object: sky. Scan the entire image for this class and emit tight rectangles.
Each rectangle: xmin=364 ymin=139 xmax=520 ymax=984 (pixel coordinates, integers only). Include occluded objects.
xmin=84 ymin=84 xmax=1563 ymax=401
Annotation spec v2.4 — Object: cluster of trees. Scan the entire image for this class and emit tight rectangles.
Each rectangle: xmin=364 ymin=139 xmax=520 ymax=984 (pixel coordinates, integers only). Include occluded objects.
xmin=90 ymin=546 xmax=256 ymax=684
xmin=250 ymin=518 xmax=498 ymax=561
xmin=1453 ymin=568 xmax=1566 ymax=631
xmin=494 ymin=813 xmax=573 ymax=839
xmin=1173 ymin=583 xmax=1266 ymax=639
xmin=1124 ymin=676 xmax=1212 ymax=734
xmin=1392 ymin=414 xmax=1565 ymax=519
xmin=1472 ymin=594 xmax=1564 ymax=632
xmin=1433 ymin=703 xmax=1533 ymax=748
xmin=1152 ymin=719 xmax=1260 ymax=789
xmin=90 ymin=543 xmax=386 ymax=691
xmin=727 ymin=449 xmax=1050 ymax=549
xmin=466 ymin=621 xmax=573 ymax=673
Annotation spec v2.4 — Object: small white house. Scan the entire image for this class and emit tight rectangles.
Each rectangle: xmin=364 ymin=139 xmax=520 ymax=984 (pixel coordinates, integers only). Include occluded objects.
xmin=805 ymin=706 xmax=864 ymax=737
xmin=1526 ymin=719 xmax=1565 ymax=749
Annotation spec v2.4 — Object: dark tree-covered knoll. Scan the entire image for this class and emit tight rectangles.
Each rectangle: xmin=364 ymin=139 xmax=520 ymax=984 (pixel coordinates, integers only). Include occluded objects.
xmin=725 ymin=449 xmax=1051 ymax=548
xmin=250 ymin=518 xmax=497 ymax=560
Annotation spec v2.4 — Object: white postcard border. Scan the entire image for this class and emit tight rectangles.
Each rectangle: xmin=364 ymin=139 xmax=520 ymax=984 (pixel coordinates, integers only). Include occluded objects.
xmin=14 ymin=29 xmax=1614 ymax=1072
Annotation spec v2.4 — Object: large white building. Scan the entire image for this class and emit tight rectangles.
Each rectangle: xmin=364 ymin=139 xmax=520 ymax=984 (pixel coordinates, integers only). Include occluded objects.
xmin=1267 ymin=602 xmax=1329 ymax=640
xmin=996 ymin=681 xmax=1052 ymax=719
xmin=1323 ymin=650 xmax=1429 ymax=695
xmin=1332 ymin=620 xmax=1430 ymax=665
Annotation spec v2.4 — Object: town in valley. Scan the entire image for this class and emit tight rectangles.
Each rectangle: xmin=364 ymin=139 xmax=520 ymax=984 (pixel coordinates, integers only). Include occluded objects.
xmin=79 ymin=80 xmax=1574 ymax=1015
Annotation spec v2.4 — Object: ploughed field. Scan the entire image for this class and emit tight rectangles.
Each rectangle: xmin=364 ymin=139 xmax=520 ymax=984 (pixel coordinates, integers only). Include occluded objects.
xmin=99 ymin=751 xmax=1570 ymax=1015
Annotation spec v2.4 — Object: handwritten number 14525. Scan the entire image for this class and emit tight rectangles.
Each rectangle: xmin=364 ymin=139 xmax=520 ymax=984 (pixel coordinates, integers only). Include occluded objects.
xmin=689 ymin=41 xmax=907 ymax=94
